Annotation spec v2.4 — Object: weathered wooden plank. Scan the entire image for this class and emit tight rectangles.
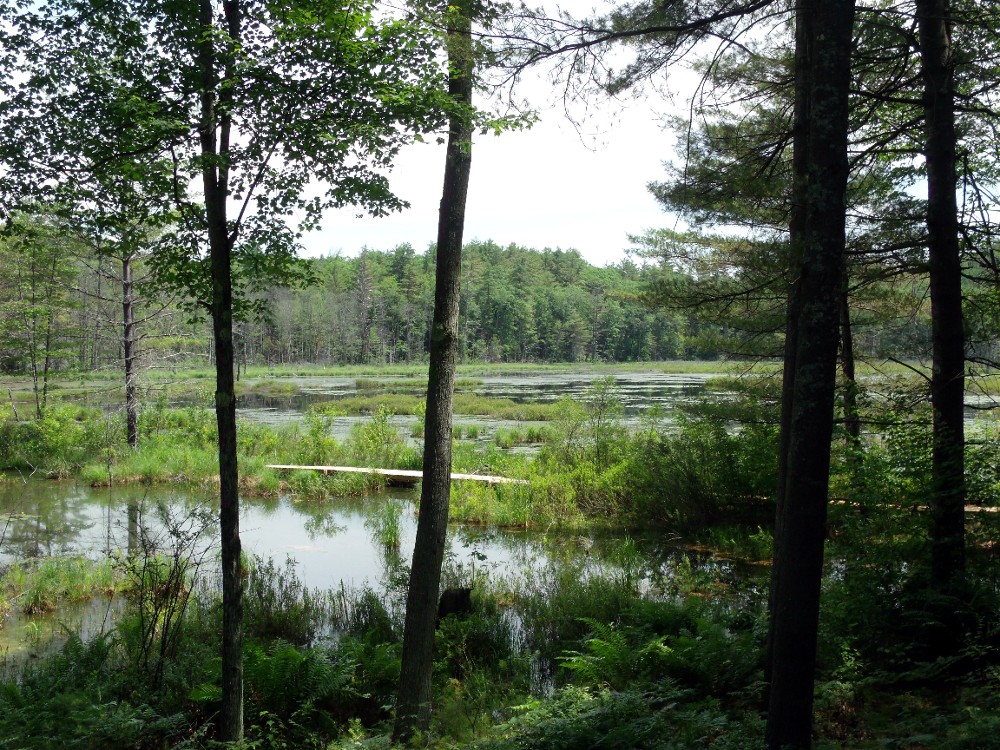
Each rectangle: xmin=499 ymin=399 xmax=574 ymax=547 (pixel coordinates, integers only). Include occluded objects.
xmin=265 ymin=464 xmax=527 ymax=486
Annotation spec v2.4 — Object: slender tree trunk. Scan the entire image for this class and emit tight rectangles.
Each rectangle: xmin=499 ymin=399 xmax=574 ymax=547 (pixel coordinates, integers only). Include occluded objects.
xmin=199 ymin=0 xmax=243 ymax=740
xmin=123 ymin=254 xmax=139 ymax=449
xmin=766 ymin=2 xmax=855 ymax=748
xmin=918 ymin=0 xmax=965 ymax=593
xmin=393 ymin=2 xmax=474 ymax=740
xmin=41 ymin=311 xmax=53 ymax=417
xmin=840 ymin=281 xmax=861 ymax=453
xmin=93 ymin=254 xmax=102 ymax=370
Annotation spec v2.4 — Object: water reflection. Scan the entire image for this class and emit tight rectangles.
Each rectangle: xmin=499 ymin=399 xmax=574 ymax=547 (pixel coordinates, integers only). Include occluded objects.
xmin=0 ymin=481 xmax=766 ymax=595
xmin=0 ymin=479 xmax=769 ymax=671
xmin=0 ymin=483 xmax=558 ymax=591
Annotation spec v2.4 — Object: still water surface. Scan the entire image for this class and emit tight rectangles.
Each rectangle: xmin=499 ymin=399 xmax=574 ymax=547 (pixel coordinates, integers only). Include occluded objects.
xmin=0 ymin=475 xmax=760 ymax=661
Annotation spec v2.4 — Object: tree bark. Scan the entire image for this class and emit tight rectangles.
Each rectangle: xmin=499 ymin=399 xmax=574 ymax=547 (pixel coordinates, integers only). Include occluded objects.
xmin=918 ymin=0 xmax=965 ymax=592
xmin=764 ymin=0 xmax=811 ymax=703
xmin=766 ymin=2 xmax=856 ymax=748
xmin=198 ymin=0 xmax=243 ymax=740
xmin=393 ymin=2 xmax=474 ymax=740
xmin=123 ymin=253 xmax=139 ymax=449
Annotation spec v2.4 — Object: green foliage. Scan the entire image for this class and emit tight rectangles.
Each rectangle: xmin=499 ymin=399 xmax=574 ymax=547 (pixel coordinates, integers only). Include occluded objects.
xmin=494 ymin=425 xmax=553 ymax=448
xmin=365 ymin=499 xmax=406 ymax=551
xmin=314 ymin=394 xmax=424 ymax=418
xmin=0 ymin=406 xmax=109 ymax=475
xmin=297 ymin=412 xmax=343 ymax=466
xmin=315 ymin=392 xmax=564 ymax=421
xmin=558 ymin=618 xmax=670 ymax=690
xmin=350 ymin=405 xmax=413 ymax=468
xmin=434 ymin=592 xmax=520 ymax=683
xmin=473 ymin=683 xmax=765 ymax=750
xmin=0 ymin=633 xmax=190 ymax=750
xmin=0 ymin=219 xmax=82 ymax=419
xmin=243 ymin=641 xmax=357 ymax=748
xmin=333 ymin=586 xmax=400 ymax=644
xmin=693 ymin=525 xmax=773 ymax=562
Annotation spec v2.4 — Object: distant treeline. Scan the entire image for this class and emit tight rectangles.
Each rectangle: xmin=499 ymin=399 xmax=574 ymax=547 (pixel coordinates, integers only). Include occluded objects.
xmin=1 ymin=236 xmax=931 ymax=375
xmin=251 ymin=241 xmax=711 ymax=366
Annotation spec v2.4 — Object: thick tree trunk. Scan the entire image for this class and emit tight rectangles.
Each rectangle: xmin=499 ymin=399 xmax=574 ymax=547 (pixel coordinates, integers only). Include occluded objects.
xmin=199 ymin=0 xmax=243 ymax=740
xmin=764 ymin=0 xmax=811 ymax=702
xmin=918 ymin=0 xmax=965 ymax=592
xmin=766 ymin=2 xmax=855 ymax=749
xmin=393 ymin=2 xmax=474 ymax=740
xmin=123 ymin=254 xmax=139 ymax=449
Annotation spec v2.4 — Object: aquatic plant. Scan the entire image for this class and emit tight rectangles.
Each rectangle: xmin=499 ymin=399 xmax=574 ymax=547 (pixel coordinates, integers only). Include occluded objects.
xmin=365 ymin=498 xmax=406 ymax=551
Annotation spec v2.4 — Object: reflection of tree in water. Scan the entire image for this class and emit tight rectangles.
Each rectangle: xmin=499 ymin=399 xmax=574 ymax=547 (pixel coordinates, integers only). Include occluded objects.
xmin=0 ymin=483 xmax=97 ymax=560
xmin=449 ymin=526 xmax=543 ymax=577
xmin=0 ymin=483 xmax=224 ymax=565
xmin=302 ymin=513 xmax=347 ymax=540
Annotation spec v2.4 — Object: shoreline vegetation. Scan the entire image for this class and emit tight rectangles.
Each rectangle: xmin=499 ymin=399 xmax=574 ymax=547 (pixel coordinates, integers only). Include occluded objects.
xmin=0 ymin=363 xmax=997 ymax=748
xmin=1 ymin=362 xmax=997 ymax=528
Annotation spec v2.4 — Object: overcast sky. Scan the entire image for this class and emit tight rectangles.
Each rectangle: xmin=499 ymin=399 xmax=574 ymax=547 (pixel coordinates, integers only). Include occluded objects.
xmin=298 ymin=11 xmax=697 ymax=268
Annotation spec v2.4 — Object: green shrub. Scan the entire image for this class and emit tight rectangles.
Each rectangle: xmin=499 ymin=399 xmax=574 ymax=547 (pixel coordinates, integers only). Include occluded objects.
xmin=451 ymin=482 xmax=535 ymax=528
xmin=558 ymin=618 xmax=670 ymax=690
xmin=0 ymin=406 xmax=112 ymax=474
xmin=434 ymin=592 xmax=520 ymax=683
xmin=0 ymin=633 xmax=191 ymax=750
xmin=350 ymin=405 xmax=408 ymax=468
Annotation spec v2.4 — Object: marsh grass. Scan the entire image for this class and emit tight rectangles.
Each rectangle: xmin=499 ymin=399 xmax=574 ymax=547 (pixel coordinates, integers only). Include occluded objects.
xmin=494 ymin=425 xmax=552 ymax=448
xmin=238 ymin=378 xmax=302 ymax=398
xmin=451 ymin=482 xmax=538 ymax=528
xmin=3 ymin=556 xmax=121 ymax=615
xmin=72 ymin=402 xmax=427 ymax=498
xmin=314 ymin=393 xmax=424 ymax=416
xmin=313 ymin=392 xmax=562 ymax=421
xmin=354 ymin=376 xmax=424 ymax=392
xmin=244 ymin=554 xmax=331 ymax=645
xmin=452 ymin=424 xmax=483 ymax=441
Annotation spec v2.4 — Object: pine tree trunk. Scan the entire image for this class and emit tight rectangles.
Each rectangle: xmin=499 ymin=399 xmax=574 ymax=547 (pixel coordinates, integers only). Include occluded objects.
xmin=393 ymin=2 xmax=473 ymax=740
xmin=764 ymin=0 xmax=811 ymax=702
xmin=766 ymin=2 xmax=856 ymax=748
xmin=918 ymin=0 xmax=965 ymax=592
